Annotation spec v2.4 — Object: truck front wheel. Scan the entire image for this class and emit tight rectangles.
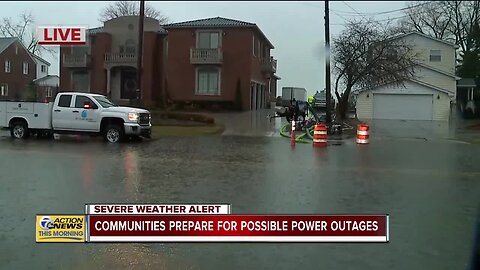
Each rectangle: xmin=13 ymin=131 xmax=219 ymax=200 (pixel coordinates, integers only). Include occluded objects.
xmin=10 ymin=121 xmax=29 ymax=139
xmin=104 ymin=124 xmax=124 ymax=143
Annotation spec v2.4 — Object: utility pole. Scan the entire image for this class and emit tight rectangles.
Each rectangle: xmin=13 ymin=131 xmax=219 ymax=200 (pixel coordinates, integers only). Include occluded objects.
xmin=135 ymin=0 xmax=145 ymax=106
xmin=324 ymin=0 xmax=332 ymax=124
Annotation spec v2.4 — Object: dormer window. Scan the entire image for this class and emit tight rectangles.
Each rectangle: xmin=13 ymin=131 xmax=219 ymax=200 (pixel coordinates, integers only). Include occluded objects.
xmin=430 ymin=50 xmax=441 ymax=62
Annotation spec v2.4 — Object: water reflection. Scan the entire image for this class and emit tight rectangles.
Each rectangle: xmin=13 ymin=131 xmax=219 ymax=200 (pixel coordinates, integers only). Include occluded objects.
xmin=123 ymin=147 xmax=141 ymax=201
xmin=82 ymin=154 xmax=93 ymax=190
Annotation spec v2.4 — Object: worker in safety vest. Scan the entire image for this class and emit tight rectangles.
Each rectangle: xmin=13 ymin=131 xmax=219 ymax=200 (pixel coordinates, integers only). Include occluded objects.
xmin=308 ymin=95 xmax=314 ymax=106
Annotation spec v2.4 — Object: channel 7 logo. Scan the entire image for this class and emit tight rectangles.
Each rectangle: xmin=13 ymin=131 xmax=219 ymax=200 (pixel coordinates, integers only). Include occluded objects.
xmin=39 ymin=216 xmax=53 ymax=230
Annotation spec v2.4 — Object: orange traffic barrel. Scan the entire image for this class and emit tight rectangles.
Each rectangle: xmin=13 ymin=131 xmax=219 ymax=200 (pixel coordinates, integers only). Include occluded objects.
xmin=313 ymin=123 xmax=327 ymax=147
xmin=356 ymin=123 xmax=369 ymax=144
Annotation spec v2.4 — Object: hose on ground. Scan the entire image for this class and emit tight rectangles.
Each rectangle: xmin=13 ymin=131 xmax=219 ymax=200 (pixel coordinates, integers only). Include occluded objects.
xmin=280 ymin=123 xmax=311 ymax=144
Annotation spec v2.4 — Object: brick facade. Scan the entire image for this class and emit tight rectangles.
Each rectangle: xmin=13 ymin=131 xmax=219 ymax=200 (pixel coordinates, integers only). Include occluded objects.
xmin=0 ymin=39 xmax=37 ymax=100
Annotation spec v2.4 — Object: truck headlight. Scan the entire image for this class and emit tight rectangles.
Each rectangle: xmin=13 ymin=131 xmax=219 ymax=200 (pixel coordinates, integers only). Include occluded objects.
xmin=128 ymin=112 xmax=139 ymax=121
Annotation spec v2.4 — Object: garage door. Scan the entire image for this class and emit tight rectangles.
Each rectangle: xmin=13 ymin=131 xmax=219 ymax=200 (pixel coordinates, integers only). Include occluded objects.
xmin=373 ymin=94 xmax=433 ymax=120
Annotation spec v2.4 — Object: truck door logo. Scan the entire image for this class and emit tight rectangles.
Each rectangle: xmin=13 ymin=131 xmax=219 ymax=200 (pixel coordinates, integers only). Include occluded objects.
xmin=81 ymin=110 xmax=87 ymax=119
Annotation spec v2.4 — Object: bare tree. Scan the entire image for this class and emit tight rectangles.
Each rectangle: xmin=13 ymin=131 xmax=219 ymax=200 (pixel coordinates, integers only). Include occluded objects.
xmin=333 ymin=20 xmax=419 ymax=120
xmin=99 ymin=1 xmax=169 ymax=24
xmin=399 ymin=1 xmax=480 ymax=53
xmin=397 ymin=1 xmax=453 ymax=41
xmin=0 ymin=11 xmax=55 ymax=57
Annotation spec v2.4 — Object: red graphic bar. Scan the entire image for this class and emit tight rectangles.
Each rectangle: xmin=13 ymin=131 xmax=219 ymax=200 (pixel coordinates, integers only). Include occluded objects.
xmin=87 ymin=215 xmax=389 ymax=243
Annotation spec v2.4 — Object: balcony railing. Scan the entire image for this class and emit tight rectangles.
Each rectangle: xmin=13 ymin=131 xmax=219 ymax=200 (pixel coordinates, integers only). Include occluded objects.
xmin=63 ymin=54 xmax=90 ymax=68
xmin=104 ymin=53 xmax=137 ymax=64
xmin=190 ymin=48 xmax=223 ymax=64
xmin=261 ymin=57 xmax=277 ymax=73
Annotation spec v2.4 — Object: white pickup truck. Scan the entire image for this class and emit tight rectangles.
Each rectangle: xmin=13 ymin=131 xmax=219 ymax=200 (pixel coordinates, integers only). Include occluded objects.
xmin=0 ymin=92 xmax=151 ymax=143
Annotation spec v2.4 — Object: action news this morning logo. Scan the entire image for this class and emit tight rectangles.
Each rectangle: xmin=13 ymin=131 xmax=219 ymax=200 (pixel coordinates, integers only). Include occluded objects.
xmin=36 ymin=215 xmax=85 ymax=242
xmin=37 ymin=26 xmax=87 ymax=45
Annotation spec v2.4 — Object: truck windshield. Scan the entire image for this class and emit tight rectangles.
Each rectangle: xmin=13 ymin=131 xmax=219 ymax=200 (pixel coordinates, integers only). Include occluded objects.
xmin=93 ymin=96 xmax=116 ymax=108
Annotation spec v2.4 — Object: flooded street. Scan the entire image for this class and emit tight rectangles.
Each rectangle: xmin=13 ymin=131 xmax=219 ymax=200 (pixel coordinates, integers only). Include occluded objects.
xmin=0 ymin=129 xmax=479 ymax=269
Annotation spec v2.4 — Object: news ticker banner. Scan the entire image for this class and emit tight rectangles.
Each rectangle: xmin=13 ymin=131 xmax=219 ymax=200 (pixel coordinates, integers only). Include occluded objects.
xmin=36 ymin=204 xmax=389 ymax=243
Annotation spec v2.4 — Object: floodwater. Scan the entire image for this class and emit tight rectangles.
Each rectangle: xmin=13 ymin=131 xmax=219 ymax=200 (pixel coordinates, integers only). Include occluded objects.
xmin=0 ymin=125 xmax=479 ymax=269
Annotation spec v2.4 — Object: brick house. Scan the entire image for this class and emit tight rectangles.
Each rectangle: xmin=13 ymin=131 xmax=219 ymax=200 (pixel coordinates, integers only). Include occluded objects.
xmin=60 ymin=16 xmax=167 ymax=106
xmin=59 ymin=16 xmax=278 ymax=110
xmin=0 ymin=37 xmax=37 ymax=100
xmin=163 ymin=17 xmax=278 ymax=110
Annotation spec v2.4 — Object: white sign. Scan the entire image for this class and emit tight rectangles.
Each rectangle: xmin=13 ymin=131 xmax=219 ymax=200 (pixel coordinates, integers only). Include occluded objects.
xmin=37 ymin=26 xmax=87 ymax=45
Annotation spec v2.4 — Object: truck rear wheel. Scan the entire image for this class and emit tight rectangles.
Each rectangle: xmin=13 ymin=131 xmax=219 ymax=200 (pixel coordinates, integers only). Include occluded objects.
xmin=104 ymin=124 xmax=124 ymax=143
xmin=10 ymin=121 xmax=29 ymax=139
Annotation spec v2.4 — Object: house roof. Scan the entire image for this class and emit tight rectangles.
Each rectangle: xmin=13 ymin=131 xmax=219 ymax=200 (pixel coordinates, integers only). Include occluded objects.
xmin=416 ymin=63 xmax=460 ymax=79
xmin=388 ymin=31 xmax=458 ymax=48
xmin=163 ymin=17 xmax=274 ymax=48
xmin=33 ymin=74 xmax=58 ymax=82
xmin=0 ymin=37 xmax=36 ymax=63
xmin=164 ymin=17 xmax=256 ymax=28
xmin=87 ymin=25 xmax=167 ymax=35
xmin=361 ymin=79 xmax=454 ymax=96
xmin=31 ymin=53 xmax=50 ymax=66
xmin=33 ymin=75 xmax=59 ymax=85
xmin=457 ymin=78 xmax=477 ymax=87
xmin=0 ymin=37 xmax=17 ymax=54
xmin=87 ymin=27 xmax=104 ymax=35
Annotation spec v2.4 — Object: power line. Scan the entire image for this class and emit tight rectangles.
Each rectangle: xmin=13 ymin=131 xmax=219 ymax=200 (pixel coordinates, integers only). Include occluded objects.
xmin=329 ymin=3 xmax=447 ymax=26
xmin=331 ymin=2 xmax=430 ymax=16
xmin=341 ymin=1 xmax=368 ymax=21
xmin=330 ymin=10 xmax=350 ymax=22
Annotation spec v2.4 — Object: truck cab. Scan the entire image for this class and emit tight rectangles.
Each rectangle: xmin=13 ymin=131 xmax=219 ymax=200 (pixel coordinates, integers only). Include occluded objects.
xmin=4 ymin=92 xmax=151 ymax=143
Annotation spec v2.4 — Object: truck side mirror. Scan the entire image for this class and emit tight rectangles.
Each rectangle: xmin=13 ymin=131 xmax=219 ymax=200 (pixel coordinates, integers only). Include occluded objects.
xmin=83 ymin=102 xmax=92 ymax=109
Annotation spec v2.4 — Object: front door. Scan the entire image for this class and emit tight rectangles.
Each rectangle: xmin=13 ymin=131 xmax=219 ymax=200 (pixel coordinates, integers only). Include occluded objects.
xmin=121 ymin=69 xmax=137 ymax=100
xmin=73 ymin=95 xmax=101 ymax=131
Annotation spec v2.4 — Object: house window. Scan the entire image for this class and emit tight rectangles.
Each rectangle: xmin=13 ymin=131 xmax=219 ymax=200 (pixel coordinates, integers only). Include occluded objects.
xmin=15 ymin=46 xmax=18 ymax=55
xmin=198 ymin=32 xmax=220 ymax=49
xmin=196 ymin=68 xmax=220 ymax=95
xmin=430 ymin=50 xmax=441 ymax=62
xmin=253 ymin=36 xmax=257 ymax=56
xmin=23 ymin=62 xmax=29 ymax=75
xmin=125 ymin=39 xmax=136 ymax=54
xmin=41 ymin=65 xmax=46 ymax=73
xmin=0 ymin=84 xmax=8 ymax=96
xmin=4 ymin=60 xmax=11 ymax=73
xmin=46 ymin=87 xmax=53 ymax=98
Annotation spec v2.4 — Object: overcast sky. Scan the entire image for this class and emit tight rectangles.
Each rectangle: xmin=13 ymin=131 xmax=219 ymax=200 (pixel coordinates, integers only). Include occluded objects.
xmin=1 ymin=1 xmax=412 ymax=97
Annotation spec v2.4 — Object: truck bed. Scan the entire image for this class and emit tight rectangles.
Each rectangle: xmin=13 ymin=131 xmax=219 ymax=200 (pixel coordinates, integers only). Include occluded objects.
xmin=0 ymin=101 xmax=53 ymax=129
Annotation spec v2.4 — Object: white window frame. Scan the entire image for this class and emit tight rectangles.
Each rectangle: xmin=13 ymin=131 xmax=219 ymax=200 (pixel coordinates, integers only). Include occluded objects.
xmin=257 ymin=40 xmax=261 ymax=57
xmin=0 ymin=83 xmax=8 ymax=96
xmin=430 ymin=50 xmax=441 ymax=62
xmin=5 ymin=60 xmax=11 ymax=73
xmin=41 ymin=65 xmax=46 ymax=73
xmin=23 ymin=62 xmax=29 ymax=75
xmin=46 ymin=87 xmax=53 ymax=98
xmin=196 ymin=30 xmax=222 ymax=49
xmin=195 ymin=67 xmax=221 ymax=96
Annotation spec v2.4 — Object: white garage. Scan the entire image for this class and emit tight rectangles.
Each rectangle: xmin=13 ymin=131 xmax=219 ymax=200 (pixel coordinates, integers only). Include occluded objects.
xmin=356 ymin=80 xmax=453 ymax=121
xmin=373 ymin=94 xmax=433 ymax=120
